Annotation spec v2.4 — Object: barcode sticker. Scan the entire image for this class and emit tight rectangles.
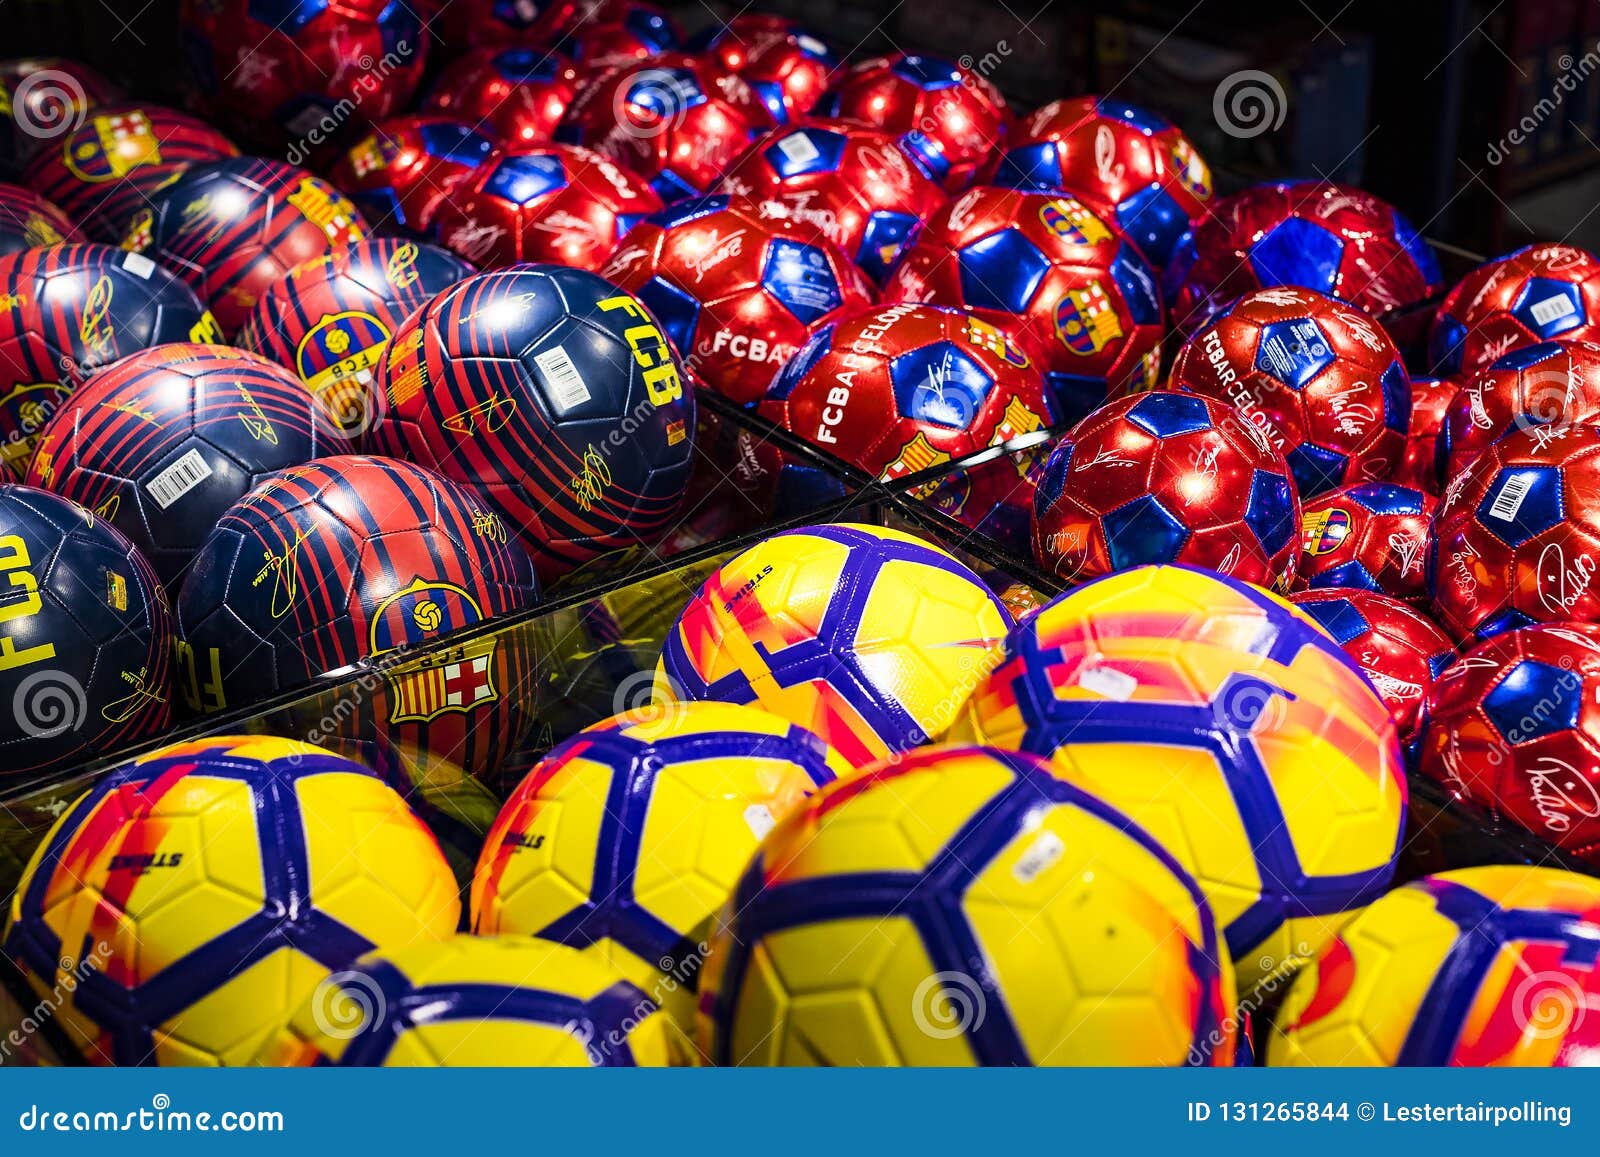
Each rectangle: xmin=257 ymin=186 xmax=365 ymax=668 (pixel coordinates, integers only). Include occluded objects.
xmin=1530 ymin=294 xmax=1577 ymax=328
xmin=1078 ymin=665 xmax=1137 ymax=701
xmin=1488 ymin=471 xmax=1533 ymax=522
xmin=777 ymin=132 xmax=820 ymax=166
xmin=1012 ymin=830 xmax=1065 ymax=884
xmin=534 ymin=345 xmax=590 ymax=412
xmin=145 ymin=448 xmax=213 ymax=510
xmin=743 ymin=804 xmax=776 ymax=841
xmin=120 ymin=252 xmax=156 ymax=279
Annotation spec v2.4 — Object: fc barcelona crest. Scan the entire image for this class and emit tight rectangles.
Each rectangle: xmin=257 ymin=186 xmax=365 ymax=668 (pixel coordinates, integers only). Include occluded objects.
xmin=1053 ymin=281 xmax=1124 ymax=356
xmin=64 ymin=111 xmax=162 ymax=183
xmin=370 ymin=577 xmax=502 ymax=724
xmin=1039 ymin=197 xmax=1113 ymax=246
xmin=1300 ymin=507 xmax=1351 ymax=555
xmin=295 ymin=310 xmax=390 ymax=435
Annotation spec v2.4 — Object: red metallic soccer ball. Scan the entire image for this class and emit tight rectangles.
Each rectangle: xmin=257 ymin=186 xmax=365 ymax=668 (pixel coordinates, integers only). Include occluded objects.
xmin=986 ymin=95 xmax=1213 ymax=273
xmin=557 ymin=52 xmax=769 ymax=201
xmin=1393 ymin=374 xmax=1461 ymax=494
xmin=882 ymin=185 xmax=1164 ymax=421
xmin=1031 ymin=390 xmax=1300 ymax=589
xmin=23 ymin=103 xmax=238 ymax=242
xmin=556 ymin=1 xmax=680 ymax=72
xmin=1165 ymin=285 xmax=1412 ymax=499
xmin=1419 ymin=622 xmax=1600 ymax=860
xmin=1295 ymin=481 xmax=1436 ymax=603
xmin=429 ymin=143 xmax=662 ymax=270
xmin=427 ymin=0 xmax=578 ymax=50
xmin=1437 ymin=340 xmax=1600 ymax=483
xmin=422 ymin=48 xmax=584 ymax=148
xmin=1290 ymin=588 xmax=1457 ymax=746
xmin=1166 ymin=181 xmax=1442 ymax=339
xmin=1430 ymin=244 xmax=1600 ymax=376
xmin=180 ymin=0 xmax=427 ymax=150
xmin=820 ymin=53 xmax=1009 ymax=191
xmin=735 ymin=31 xmax=835 ymax=124
xmin=328 ymin=115 xmax=495 ymax=236
xmin=1427 ymin=422 xmax=1600 ymax=641
xmin=758 ymin=301 xmax=1057 ymax=483
xmin=717 ymin=118 xmax=947 ymax=284
xmin=691 ymin=12 xmax=799 ymax=72
xmin=599 ymin=193 xmax=872 ymax=404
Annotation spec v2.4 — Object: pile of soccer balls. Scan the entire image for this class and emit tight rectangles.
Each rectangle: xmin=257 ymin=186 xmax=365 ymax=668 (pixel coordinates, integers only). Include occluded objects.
xmin=1 ymin=0 xmax=1599 ymax=1068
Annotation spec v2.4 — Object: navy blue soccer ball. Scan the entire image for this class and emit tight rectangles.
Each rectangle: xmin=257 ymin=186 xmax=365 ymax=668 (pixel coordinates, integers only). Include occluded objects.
xmin=368 ymin=264 xmax=697 ymax=579
xmin=0 ymin=484 xmax=171 ymax=782
xmin=26 ymin=344 xmax=351 ymax=590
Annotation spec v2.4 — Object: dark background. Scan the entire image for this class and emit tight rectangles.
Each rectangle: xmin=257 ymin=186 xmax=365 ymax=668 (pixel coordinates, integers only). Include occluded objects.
xmin=4 ymin=0 xmax=1596 ymax=260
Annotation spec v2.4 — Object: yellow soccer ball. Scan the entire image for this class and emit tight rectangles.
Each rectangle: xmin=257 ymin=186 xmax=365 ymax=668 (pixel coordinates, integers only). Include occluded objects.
xmin=470 ymin=701 xmax=843 ymax=1035
xmin=656 ymin=523 xmax=1012 ymax=769
xmin=1 ymin=736 xmax=460 ymax=1066
xmin=697 ymin=744 xmax=1239 ymax=1066
xmin=1270 ymin=867 xmax=1600 ymax=1066
xmin=255 ymin=936 xmax=675 ymax=1066
xmin=949 ymin=564 xmax=1405 ymax=990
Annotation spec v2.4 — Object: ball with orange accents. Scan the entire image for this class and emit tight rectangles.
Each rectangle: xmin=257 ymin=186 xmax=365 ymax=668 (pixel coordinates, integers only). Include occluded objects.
xmin=698 ymin=744 xmax=1239 ymax=1066
xmin=656 ymin=523 xmax=1012 ymax=768
xmin=1 ymin=735 xmax=460 ymax=1066
xmin=949 ymin=563 xmax=1407 ymax=990
xmin=470 ymin=701 xmax=843 ymax=1042
xmin=1270 ymin=867 xmax=1600 ymax=1066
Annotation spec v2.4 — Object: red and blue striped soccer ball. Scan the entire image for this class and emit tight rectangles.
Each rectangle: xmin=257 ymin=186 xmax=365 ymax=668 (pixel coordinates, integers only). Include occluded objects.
xmin=22 ymin=103 xmax=240 ymax=242
xmin=176 ymin=455 xmax=541 ymax=776
xmin=368 ymin=264 xmax=697 ymax=580
xmin=26 ymin=344 xmax=351 ymax=590
xmin=121 ymin=156 xmax=368 ymax=335
xmin=235 ymin=237 xmax=475 ymax=436
xmin=0 ymin=184 xmax=81 ymax=256
xmin=0 ymin=484 xmax=171 ymax=781
xmin=0 ymin=243 xmax=219 ymax=479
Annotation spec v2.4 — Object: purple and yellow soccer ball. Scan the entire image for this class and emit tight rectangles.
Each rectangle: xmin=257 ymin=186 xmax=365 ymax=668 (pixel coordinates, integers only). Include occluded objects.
xmin=472 ymin=700 xmax=845 ymax=1045
xmin=2 ymin=735 xmax=460 ymax=1065
xmin=949 ymin=563 xmax=1407 ymax=990
xmin=656 ymin=523 xmax=1013 ymax=770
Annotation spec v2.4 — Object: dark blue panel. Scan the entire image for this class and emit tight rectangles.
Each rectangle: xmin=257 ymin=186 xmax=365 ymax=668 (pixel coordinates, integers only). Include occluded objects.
xmin=1297 ymin=596 xmax=1370 ymax=645
xmin=763 ymin=238 xmax=844 ymax=324
xmin=1245 ymin=468 xmax=1296 ymax=556
xmin=957 ymin=229 xmax=1050 ymax=313
xmin=1483 ymin=659 xmax=1582 ymax=743
xmin=1285 ymin=441 xmax=1348 ymax=498
xmin=1255 ymin=317 xmax=1335 ymax=390
xmin=762 ymin=127 xmax=847 ymax=177
xmin=483 ymin=152 xmax=566 ymax=205
xmin=1511 ymin=277 xmax=1585 ymax=339
xmin=1103 ymin=494 xmax=1189 ymax=569
xmin=1126 ymin=391 xmax=1213 ymax=438
xmin=1249 ymin=216 xmax=1345 ymax=294
xmin=1473 ymin=466 xmax=1565 ymax=546
xmin=888 ymin=341 xmax=994 ymax=430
